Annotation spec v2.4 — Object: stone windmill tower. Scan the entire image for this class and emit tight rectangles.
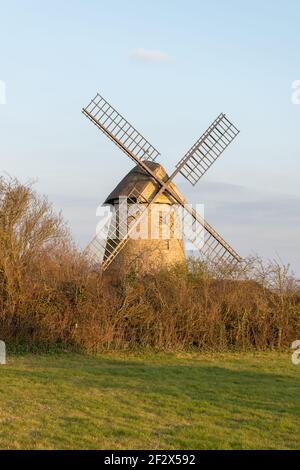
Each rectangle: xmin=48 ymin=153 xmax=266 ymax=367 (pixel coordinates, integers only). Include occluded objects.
xmin=82 ymin=93 xmax=242 ymax=276
xmin=102 ymin=161 xmax=186 ymax=275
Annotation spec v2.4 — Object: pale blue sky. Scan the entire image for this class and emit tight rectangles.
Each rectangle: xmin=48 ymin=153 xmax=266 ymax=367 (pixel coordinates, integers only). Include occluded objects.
xmin=0 ymin=0 xmax=300 ymax=273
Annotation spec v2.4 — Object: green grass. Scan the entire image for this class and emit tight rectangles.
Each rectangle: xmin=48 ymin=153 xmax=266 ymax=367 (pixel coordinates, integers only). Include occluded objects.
xmin=0 ymin=351 xmax=299 ymax=449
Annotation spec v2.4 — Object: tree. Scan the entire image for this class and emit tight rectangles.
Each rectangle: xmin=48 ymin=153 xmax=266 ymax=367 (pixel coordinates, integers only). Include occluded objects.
xmin=0 ymin=176 xmax=69 ymax=312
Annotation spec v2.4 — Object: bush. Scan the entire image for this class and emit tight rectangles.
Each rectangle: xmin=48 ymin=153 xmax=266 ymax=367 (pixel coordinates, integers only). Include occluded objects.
xmin=0 ymin=177 xmax=299 ymax=352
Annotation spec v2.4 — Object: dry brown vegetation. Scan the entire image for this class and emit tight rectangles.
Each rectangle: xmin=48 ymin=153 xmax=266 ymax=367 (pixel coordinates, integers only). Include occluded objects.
xmin=0 ymin=176 xmax=299 ymax=352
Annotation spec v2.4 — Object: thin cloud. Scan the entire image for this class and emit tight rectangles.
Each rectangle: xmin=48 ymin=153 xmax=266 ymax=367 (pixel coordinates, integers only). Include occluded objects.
xmin=131 ymin=48 xmax=173 ymax=63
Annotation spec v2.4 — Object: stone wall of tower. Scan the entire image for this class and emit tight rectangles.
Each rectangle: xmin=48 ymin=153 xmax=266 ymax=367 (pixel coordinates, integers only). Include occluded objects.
xmin=104 ymin=202 xmax=186 ymax=280
xmin=105 ymin=238 xmax=185 ymax=280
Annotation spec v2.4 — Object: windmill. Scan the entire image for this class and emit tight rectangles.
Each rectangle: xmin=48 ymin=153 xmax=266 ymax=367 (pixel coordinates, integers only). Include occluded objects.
xmin=82 ymin=93 xmax=242 ymax=276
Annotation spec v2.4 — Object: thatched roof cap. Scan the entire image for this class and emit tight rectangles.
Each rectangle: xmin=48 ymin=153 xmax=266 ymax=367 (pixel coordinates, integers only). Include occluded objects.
xmin=105 ymin=161 xmax=185 ymax=205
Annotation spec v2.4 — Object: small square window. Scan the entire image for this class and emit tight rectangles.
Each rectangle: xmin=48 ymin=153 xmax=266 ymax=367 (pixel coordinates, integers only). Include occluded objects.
xmin=159 ymin=214 xmax=168 ymax=225
xmin=162 ymin=240 xmax=170 ymax=250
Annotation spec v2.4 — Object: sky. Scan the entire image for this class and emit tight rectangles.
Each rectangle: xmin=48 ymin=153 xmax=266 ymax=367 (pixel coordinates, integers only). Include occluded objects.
xmin=0 ymin=0 xmax=300 ymax=274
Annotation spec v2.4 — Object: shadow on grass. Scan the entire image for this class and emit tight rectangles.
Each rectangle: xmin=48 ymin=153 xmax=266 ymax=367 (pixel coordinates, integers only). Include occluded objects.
xmin=5 ymin=355 xmax=299 ymax=417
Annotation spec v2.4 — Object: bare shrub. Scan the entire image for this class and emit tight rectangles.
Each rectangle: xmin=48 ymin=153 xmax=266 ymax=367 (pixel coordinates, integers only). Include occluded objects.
xmin=0 ymin=176 xmax=299 ymax=352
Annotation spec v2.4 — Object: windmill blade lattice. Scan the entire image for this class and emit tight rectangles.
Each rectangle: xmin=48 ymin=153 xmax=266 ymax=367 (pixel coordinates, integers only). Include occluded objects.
xmin=171 ymin=204 xmax=241 ymax=265
xmin=82 ymin=92 xmax=242 ymax=272
xmin=82 ymin=93 xmax=160 ymax=163
xmin=176 ymin=113 xmax=240 ymax=186
xmin=85 ymin=186 xmax=152 ymax=271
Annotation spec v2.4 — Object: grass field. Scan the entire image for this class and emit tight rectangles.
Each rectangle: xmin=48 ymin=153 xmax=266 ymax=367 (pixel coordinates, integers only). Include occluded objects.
xmin=0 ymin=352 xmax=299 ymax=450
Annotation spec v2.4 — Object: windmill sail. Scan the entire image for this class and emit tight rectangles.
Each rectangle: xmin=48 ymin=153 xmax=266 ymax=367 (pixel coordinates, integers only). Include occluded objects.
xmin=85 ymin=186 xmax=152 ymax=271
xmin=173 ymin=205 xmax=241 ymax=267
xmin=188 ymin=219 xmax=241 ymax=267
xmin=82 ymin=93 xmax=160 ymax=163
xmin=82 ymin=92 xmax=242 ymax=272
xmin=176 ymin=113 xmax=239 ymax=186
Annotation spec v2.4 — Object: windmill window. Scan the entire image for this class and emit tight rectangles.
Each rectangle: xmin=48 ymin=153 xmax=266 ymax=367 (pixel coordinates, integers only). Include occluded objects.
xmin=162 ymin=240 xmax=170 ymax=250
xmin=160 ymin=214 xmax=168 ymax=225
